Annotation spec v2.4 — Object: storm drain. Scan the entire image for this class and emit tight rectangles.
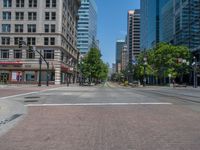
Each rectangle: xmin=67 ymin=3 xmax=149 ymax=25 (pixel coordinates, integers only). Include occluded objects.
xmin=24 ymin=96 xmax=40 ymax=103
xmin=0 ymin=114 xmax=22 ymax=126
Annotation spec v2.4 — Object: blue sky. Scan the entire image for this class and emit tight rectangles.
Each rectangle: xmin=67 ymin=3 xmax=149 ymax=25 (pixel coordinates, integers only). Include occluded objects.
xmin=96 ymin=0 xmax=140 ymax=66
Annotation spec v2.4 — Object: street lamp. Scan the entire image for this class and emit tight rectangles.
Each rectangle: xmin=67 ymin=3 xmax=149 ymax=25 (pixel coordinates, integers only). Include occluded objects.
xmin=143 ymin=54 xmax=147 ymax=87
xmin=192 ymin=56 xmax=197 ymax=88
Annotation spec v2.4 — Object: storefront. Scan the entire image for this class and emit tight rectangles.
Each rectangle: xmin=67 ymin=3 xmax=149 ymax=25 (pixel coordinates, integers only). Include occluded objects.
xmin=0 ymin=61 xmax=55 ymax=84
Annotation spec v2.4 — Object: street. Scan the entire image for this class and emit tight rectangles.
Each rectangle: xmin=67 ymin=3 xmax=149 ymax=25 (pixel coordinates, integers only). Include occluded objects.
xmin=0 ymin=83 xmax=200 ymax=150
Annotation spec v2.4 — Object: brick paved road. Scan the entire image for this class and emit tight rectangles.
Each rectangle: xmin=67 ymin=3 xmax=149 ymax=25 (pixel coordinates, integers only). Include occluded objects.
xmin=0 ymin=84 xmax=200 ymax=150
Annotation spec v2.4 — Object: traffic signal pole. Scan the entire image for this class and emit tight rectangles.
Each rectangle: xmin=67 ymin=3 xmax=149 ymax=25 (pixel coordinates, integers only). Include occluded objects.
xmin=19 ymin=41 xmax=49 ymax=86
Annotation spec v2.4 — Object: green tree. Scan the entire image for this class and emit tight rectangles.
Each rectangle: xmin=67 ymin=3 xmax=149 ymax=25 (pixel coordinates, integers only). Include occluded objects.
xmin=80 ymin=48 xmax=108 ymax=83
xmin=134 ymin=43 xmax=191 ymax=84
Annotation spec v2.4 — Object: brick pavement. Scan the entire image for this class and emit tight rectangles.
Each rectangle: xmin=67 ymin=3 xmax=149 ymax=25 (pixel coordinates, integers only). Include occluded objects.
xmin=0 ymin=105 xmax=200 ymax=150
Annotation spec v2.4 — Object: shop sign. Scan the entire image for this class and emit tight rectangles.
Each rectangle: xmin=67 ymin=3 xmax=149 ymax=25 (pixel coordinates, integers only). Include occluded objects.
xmin=0 ymin=61 xmax=23 ymax=65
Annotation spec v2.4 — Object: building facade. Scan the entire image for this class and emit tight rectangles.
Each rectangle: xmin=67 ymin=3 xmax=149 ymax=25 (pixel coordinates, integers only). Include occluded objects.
xmin=121 ymin=44 xmax=128 ymax=71
xmin=127 ymin=10 xmax=140 ymax=63
xmin=115 ymin=40 xmax=125 ymax=73
xmin=140 ymin=0 xmax=160 ymax=50
xmin=174 ymin=0 xmax=200 ymax=51
xmin=159 ymin=0 xmax=174 ymax=43
xmin=77 ymin=0 xmax=97 ymax=55
xmin=0 ymin=0 xmax=80 ymax=85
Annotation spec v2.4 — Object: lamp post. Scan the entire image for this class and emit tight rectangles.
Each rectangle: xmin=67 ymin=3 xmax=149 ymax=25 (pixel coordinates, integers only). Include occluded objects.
xmin=143 ymin=55 xmax=147 ymax=87
xmin=193 ymin=56 xmax=197 ymax=88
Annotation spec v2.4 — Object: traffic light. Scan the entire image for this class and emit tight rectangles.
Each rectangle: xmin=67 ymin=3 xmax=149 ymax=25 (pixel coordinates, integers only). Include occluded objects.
xmin=18 ymin=40 xmax=23 ymax=48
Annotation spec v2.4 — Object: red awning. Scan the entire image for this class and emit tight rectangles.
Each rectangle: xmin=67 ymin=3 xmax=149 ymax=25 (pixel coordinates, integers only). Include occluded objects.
xmin=0 ymin=61 xmax=23 ymax=65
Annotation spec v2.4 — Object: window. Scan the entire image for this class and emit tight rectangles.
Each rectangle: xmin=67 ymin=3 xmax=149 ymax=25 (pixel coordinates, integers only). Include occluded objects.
xmin=46 ymin=0 xmax=50 ymax=7
xmin=16 ymin=12 xmax=24 ymax=20
xmin=44 ymin=37 xmax=49 ymax=45
xmin=52 ymin=0 xmax=56 ymax=7
xmin=44 ymin=24 xmax=49 ymax=32
xmin=29 ymin=0 xmax=37 ymax=7
xmin=1 ymin=37 xmax=10 ymax=45
xmin=27 ymin=37 xmax=36 ymax=45
xmin=51 ymin=24 xmax=56 ymax=32
xmin=2 ymin=24 xmax=11 ymax=32
xmin=3 ymin=0 xmax=12 ymax=7
xmin=14 ymin=37 xmax=23 ymax=45
xmin=14 ymin=50 xmax=22 ymax=59
xmin=51 ymin=12 xmax=56 ymax=20
xmin=28 ymin=12 xmax=37 ymax=20
xmin=50 ymin=38 xmax=55 ymax=45
xmin=61 ymin=52 xmax=64 ymax=61
xmin=16 ymin=0 xmax=24 ymax=7
xmin=27 ymin=51 xmax=35 ymax=59
xmin=45 ymin=12 xmax=50 ymax=20
xmin=44 ymin=50 xmax=54 ymax=59
xmin=3 ymin=12 xmax=11 ymax=20
xmin=15 ymin=24 xmax=23 ymax=32
xmin=1 ymin=50 xmax=9 ymax=59
xmin=27 ymin=24 xmax=36 ymax=32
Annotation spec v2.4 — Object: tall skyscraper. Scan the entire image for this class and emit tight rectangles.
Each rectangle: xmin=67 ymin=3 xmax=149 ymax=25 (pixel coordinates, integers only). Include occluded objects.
xmin=159 ymin=0 xmax=173 ymax=43
xmin=140 ymin=0 xmax=160 ymax=50
xmin=77 ymin=0 xmax=97 ymax=55
xmin=116 ymin=40 xmax=125 ymax=73
xmin=0 ymin=0 xmax=80 ymax=85
xmin=174 ymin=0 xmax=200 ymax=51
xmin=127 ymin=10 xmax=140 ymax=63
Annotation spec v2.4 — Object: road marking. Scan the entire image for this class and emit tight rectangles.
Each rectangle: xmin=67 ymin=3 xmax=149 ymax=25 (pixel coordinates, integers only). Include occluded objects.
xmin=25 ymin=102 xmax=172 ymax=107
xmin=0 ymin=87 xmax=67 ymax=100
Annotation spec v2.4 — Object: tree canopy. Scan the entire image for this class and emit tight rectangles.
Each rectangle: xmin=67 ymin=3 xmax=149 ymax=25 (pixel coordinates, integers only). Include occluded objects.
xmin=80 ymin=48 xmax=108 ymax=83
xmin=134 ymin=43 xmax=191 ymax=83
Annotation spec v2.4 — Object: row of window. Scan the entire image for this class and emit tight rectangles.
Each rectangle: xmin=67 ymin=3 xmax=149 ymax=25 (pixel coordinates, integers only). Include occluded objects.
xmin=0 ymin=49 xmax=54 ymax=59
xmin=1 ymin=37 xmax=56 ymax=46
xmin=2 ymin=11 xmax=56 ymax=21
xmin=1 ymin=24 xmax=56 ymax=33
xmin=3 ymin=0 xmax=56 ymax=8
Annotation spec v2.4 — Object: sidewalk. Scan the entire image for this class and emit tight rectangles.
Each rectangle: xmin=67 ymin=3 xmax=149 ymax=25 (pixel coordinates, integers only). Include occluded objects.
xmin=0 ymin=99 xmax=26 ymax=136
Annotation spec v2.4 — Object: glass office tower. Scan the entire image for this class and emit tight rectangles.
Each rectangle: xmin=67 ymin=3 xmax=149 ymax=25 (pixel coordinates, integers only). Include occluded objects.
xmin=77 ymin=0 xmax=97 ymax=55
xmin=159 ymin=0 xmax=174 ymax=43
xmin=140 ymin=0 xmax=160 ymax=50
xmin=174 ymin=0 xmax=200 ymax=50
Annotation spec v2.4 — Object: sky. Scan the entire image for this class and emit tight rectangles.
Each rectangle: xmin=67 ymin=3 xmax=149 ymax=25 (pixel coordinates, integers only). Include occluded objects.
xmin=96 ymin=0 xmax=140 ymax=66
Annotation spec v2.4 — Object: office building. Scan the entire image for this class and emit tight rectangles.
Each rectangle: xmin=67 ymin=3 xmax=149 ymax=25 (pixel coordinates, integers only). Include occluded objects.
xmin=127 ymin=10 xmax=140 ymax=63
xmin=77 ymin=0 xmax=97 ymax=55
xmin=174 ymin=0 xmax=200 ymax=53
xmin=0 ymin=0 xmax=80 ymax=85
xmin=121 ymin=44 xmax=128 ymax=71
xmin=116 ymin=40 xmax=125 ymax=73
xmin=112 ymin=63 xmax=116 ymax=74
xmin=140 ymin=0 xmax=160 ymax=50
xmin=159 ymin=0 xmax=173 ymax=43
